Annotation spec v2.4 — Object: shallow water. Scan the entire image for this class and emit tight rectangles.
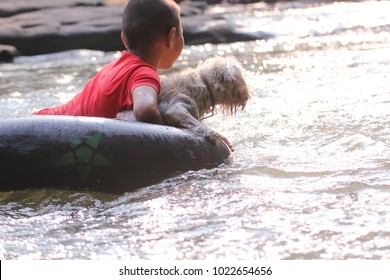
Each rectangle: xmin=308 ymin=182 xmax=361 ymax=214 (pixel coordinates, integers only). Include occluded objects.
xmin=1 ymin=0 xmax=390 ymax=259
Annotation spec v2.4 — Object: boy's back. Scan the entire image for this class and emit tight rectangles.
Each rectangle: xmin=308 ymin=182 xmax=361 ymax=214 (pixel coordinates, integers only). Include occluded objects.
xmin=35 ymin=52 xmax=160 ymax=118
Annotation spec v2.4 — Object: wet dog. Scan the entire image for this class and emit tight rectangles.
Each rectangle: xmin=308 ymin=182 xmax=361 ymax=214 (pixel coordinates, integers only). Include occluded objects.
xmin=158 ymin=56 xmax=250 ymax=151
xmin=117 ymin=56 xmax=250 ymax=151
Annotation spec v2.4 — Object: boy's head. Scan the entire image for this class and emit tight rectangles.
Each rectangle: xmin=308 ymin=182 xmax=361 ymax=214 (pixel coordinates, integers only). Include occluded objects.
xmin=122 ymin=0 xmax=182 ymax=53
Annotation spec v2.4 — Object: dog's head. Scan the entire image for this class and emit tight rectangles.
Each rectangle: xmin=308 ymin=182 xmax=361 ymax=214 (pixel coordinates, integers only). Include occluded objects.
xmin=198 ymin=56 xmax=250 ymax=115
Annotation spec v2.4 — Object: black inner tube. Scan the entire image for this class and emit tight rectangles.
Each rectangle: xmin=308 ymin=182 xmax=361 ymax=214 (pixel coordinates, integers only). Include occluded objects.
xmin=0 ymin=116 xmax=231 ymax=194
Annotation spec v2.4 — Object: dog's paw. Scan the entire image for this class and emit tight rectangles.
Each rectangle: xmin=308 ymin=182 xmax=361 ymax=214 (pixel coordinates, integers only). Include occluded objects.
xmin=207 ymin=132 xmax=234 ymax=152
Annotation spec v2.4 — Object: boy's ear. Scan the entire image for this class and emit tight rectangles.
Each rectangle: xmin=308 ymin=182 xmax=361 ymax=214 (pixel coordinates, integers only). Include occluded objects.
xmin=121 ymin=31 xmax=128 ymax=48
xmin=166 ymin=27 xmax=177 ymax=49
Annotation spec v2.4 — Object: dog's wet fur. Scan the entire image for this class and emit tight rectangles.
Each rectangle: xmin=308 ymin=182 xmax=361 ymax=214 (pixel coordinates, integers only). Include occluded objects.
xmin=117 ymin=56 xmax=250 ymax=150
xmin=158 ymin=56 xmax=250 ymax=149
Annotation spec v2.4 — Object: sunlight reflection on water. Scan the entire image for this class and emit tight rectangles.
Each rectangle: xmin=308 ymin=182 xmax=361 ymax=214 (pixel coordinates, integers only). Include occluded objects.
xmin=1 ymin=0 xmax=390 ymax=260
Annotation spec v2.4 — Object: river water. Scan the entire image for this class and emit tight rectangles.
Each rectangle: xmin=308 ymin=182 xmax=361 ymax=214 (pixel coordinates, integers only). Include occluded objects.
xmin=1 ymin=0 xmax=390 ymax=259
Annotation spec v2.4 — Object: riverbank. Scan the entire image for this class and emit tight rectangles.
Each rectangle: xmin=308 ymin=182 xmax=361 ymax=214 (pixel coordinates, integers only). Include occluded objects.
xmin=0 ymin=0 xmax=276 ymax=62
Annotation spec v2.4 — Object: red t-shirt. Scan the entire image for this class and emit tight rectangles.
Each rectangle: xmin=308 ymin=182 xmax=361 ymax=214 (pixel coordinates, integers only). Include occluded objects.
xmin=33 ymin=51 xmax=160 ymax=118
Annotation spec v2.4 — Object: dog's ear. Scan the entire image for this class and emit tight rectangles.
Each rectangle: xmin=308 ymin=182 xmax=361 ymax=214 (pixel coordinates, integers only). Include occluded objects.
xmin=217 ymin=64 xmax=240 ymax=83
xmin=206 ymin=56 xmax=241 ymax=83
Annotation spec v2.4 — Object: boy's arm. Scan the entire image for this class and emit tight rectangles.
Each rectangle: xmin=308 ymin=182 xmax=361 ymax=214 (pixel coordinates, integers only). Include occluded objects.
xmin=132 ymin=85 xmax=163 ymax=124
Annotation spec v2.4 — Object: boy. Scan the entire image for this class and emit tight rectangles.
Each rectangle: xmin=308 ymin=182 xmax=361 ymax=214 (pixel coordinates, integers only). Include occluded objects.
xmin=34 ymin=0 xmax=184 ymax=124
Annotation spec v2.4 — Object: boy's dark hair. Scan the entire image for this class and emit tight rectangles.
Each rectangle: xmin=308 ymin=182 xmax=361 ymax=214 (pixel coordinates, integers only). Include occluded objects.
xmin=122 ymin=0 xmax=181 ymax=51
